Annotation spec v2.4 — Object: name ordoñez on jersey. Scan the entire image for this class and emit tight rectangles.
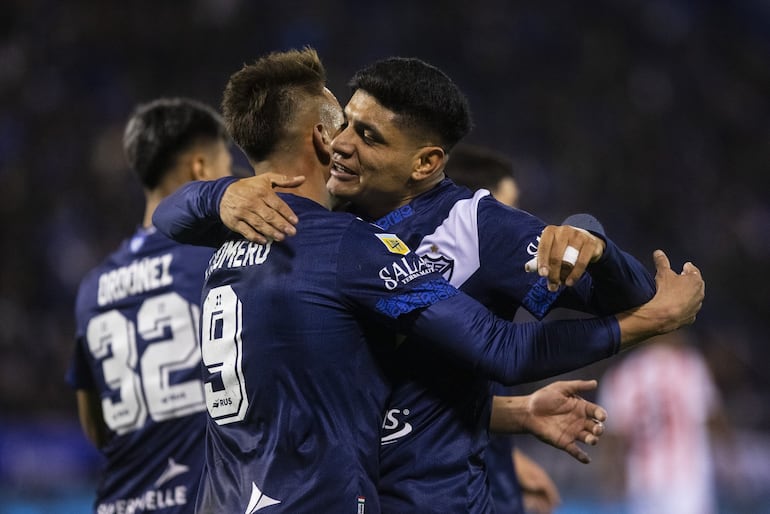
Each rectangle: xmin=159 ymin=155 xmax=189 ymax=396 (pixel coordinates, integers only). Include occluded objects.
xmin=97 ymin=254 xmax=173 ymax=306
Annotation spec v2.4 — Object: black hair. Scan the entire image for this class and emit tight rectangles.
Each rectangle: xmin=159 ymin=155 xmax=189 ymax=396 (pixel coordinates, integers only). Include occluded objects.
xmin=446 ymin=143 xmax=514 ymax=193
xmin=123 ymin=97 xmax=227 ymax=189
xmin=348 ymin=57 xmax=472 ymax=150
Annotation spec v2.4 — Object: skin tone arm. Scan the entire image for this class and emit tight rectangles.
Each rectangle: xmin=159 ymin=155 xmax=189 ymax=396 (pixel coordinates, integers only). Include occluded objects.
xmin=487 ymin=250 xmax=702 ymax=458
xmin=513 ymin=449 xmax=561 ymax=514
xmin=76 ymin=389 xmax=111 ymax=449
xmin=489 ymin=380 xmax=607 ymax=464
xmin=615 ymin=249 xmax=703 ymax=348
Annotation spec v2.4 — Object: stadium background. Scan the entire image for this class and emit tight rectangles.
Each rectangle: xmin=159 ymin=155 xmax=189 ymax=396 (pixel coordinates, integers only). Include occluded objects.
xmin=1 ymin=0 xmax=768 ymax=512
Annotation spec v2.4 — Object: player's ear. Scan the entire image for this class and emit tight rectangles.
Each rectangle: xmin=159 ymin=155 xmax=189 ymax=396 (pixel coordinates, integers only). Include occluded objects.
xmin=189 ymin=151 xmax=208 ymax=181
xmin=411 ymin=146 xmax=445 ymax=182
xmin=313 ymin=123 xmax=332 ymax=166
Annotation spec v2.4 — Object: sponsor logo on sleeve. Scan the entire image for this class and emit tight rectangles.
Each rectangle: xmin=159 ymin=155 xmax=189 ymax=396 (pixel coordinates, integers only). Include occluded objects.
xmin=378 ymin=256 xmax=432 ymax=290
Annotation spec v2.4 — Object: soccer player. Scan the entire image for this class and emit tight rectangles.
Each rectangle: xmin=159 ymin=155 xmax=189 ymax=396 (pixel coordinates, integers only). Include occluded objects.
xmin=447 ymin=142 xmax=560 ymax=514
xmin=444 ymin=143 xmax=521 ymax=210
xmin=328 ymin=57 xmax=668 ymax=513
xmin=597 ymin=330 xmax=724 ymax=514
xmin=66 ymin=97 xmax=234 ymax=513
xmin=154 ymin=48 xmax=704 ymax=514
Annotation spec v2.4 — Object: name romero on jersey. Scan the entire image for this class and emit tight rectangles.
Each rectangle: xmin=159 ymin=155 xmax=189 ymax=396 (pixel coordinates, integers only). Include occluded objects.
xmin=206 ymin=240 xmax=272 ymax=279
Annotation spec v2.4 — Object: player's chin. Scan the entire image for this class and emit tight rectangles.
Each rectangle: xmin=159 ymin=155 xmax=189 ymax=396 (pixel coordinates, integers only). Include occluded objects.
xmin=327 ymin=176 xmax=359 ymax=198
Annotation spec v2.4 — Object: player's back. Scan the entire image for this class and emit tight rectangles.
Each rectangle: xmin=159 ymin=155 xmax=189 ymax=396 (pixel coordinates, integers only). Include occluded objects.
xmin=69 ymin=227 xmax=213 ymax=512
xmin=196 ymin=195 xmax=397 ymax=514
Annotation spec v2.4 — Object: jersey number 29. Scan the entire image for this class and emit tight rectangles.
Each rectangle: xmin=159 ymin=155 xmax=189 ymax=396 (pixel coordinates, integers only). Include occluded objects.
xmin=201 ymin=285 xmax=249 ymax=425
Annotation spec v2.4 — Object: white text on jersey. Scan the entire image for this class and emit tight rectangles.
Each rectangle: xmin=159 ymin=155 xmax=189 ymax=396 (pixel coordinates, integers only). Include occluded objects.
xmin=206 ymin=240 xmax=272 ymax=279
xmin=379 ymin=257 xmax=432 ymax=290
xmin=97 ymin=254 xmax=173 ymax=306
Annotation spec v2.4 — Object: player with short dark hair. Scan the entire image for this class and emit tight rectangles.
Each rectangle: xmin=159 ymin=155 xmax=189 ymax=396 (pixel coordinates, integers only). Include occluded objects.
xmin=67 ymin=97 xmax=233 ymax=513
xmin=154 ymin=49 xmax=704 ymax=514
xmin=446 ymin=143 xmax=520 ymax=208
xmin=446 ymin=143 xmax=557 ymax=514
xmin=329 ymin=56 xmax=665 ymax=513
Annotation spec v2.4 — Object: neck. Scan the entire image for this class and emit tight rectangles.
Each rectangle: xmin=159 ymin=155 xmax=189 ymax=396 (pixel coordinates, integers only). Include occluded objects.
xmin=142 ymin=169 xmax=191 ymax=228
xmin=142 ymin=197 xmax=158 ymax=228
xmin=353 ymin=172 xmax=446 ymax=220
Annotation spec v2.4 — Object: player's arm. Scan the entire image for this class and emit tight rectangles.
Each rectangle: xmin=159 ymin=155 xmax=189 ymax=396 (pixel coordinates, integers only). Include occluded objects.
xmin=533 ymin=214 xmax=655 ymax=311
xmin=409 ymin=249 xmax=703 ymax=384
xmin=75 ymin=389 xmax=111 ymax=449
xmin=472 ymin=202 xmax=652 ymax=321
xmin=513 ymin=449 xmax=561 ymax=514
xmin=344 ymin=223 xmax=703 ymax=386
xmin=489 ymin=380 xmax=607 ymax=464
xmin=153 ymin=173 xmax=301 ymax=246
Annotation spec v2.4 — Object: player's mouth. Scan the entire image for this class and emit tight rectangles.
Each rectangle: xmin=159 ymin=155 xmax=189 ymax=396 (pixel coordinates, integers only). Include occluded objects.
xmin=330 ymin=160 xmax=358 ymax=181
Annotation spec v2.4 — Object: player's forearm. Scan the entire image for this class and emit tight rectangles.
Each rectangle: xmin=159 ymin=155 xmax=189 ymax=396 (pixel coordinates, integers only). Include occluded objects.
xmin=564 ymin=214 xmax=655 ymax=311
xmin=616 ymin=303 xmax=686 ymax=350
xmin=489 ymin=395 xmax=531 ymax=433
xmin=412 ymin=294 xmax=620 ymax=385
xmin=153 ymin=177 xmax=237 ymax=246
xmin=585 ymin=239 xmax=656 ymax=311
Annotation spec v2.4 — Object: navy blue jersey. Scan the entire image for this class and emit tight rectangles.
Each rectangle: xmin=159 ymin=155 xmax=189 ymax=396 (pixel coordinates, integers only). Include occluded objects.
xmin=67 ymin=227 xmax=213 ymax=513
xmin=373 ymin=179 xmax=655 ymax=513
xmin=153 ymin=179 xmax=632 ymax=514
xmin=486 ymin=382 xmax=525 ymax=514
xmin=192 ymin=195 xmax=446 ymax=514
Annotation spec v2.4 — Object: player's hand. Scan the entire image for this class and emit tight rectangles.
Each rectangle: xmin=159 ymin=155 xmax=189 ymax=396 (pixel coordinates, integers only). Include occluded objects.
xmin=647 ymin=249 xmax=704 ymax=331
xmin=219 ymin=173 xmax=303 ymax=244
xmin=535 ymin=225 xmax=606 ymax=292
xmin=524 ymin=379 xmax=607 ymax=464
xmin=513 ymin=450 xmax=561 ymax=514
xmin=617 ymin=250 xmax=705 ymax=346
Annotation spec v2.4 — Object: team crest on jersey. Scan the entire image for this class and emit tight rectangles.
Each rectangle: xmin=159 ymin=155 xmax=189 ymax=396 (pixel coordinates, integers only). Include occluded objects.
xmin=422 ymin=254 xmax=454 ymax=281
xmin=375 ymin=234 xmax=411 ymax=255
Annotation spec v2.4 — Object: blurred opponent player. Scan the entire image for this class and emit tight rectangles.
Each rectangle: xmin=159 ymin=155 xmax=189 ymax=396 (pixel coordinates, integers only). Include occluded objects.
xmin=598 ymin=330 xmax=724 ymax=514
xmin=66 ymin=98 xmax=233 ymax=513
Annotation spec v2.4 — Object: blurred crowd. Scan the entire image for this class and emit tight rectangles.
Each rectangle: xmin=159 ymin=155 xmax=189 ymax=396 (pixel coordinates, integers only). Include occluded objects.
xmin=0 ymin=0 xmax=768 ymax=504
